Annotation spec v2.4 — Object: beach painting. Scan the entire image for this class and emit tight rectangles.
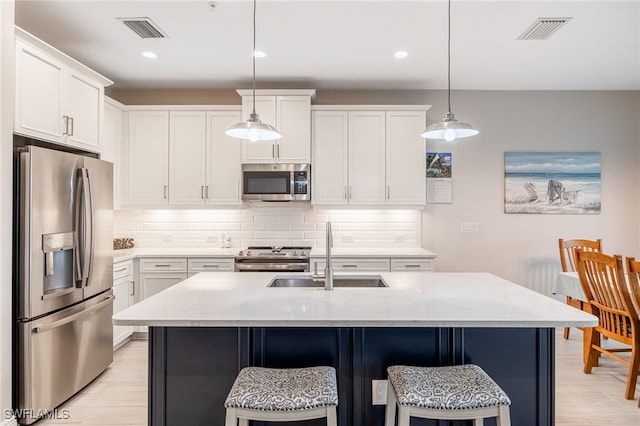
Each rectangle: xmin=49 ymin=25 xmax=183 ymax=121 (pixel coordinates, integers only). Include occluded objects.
xmin=504 ymin=152 xmax=601 ymax=214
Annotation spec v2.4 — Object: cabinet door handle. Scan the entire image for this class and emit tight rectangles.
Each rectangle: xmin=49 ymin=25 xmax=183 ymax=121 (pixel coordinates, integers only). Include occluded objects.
xmin=68 ymin=117 xmax=74 ymax=136
xmin=276 ymin=144 xmax=280 ymax=160
xmin=344 ymin=186 xmax=348 ymax=200
xmin=63 ymin=115 xmax=69 ymax=135
xmin=206 ymin=186 xmax=210 ymax=199
xmin=201 ymin=186 xmax=206 ymax=199
xmin=129 ymin=280 xmax=135 ymax=296
xmin=164 ymin=185 xmax=168 ymax=199
xmin=272 ymin=144 xmax=275 ymax=159
xmin=348 ymin=186 xmax=352 ymax=200
xmin=387 ymin=186 xmax=390 ymax=199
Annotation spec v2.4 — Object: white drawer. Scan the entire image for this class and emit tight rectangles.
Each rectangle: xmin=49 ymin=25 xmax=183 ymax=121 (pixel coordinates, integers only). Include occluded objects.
xmin=313 ymin=258 xmax=390 ymax=272
xmin=188 ymin=258 xmax=234 ymax=272
xmin=390 ymin=258 xmax=434 ymax=272
xmin=113 ymin=260 xmax=133 ymax=279
xmin=139 ymin=258 xmax=188 ymax=273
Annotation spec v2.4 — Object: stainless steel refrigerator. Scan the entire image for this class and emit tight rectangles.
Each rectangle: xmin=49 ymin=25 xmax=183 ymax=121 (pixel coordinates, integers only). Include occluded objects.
xmin=13 ymin=144 xmax=114 ymax=425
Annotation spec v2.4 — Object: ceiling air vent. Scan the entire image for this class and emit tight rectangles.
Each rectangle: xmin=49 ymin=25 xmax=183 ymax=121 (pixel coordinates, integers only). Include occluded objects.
xmin=118 ymin=17 xmax=167 ymax=39
xmin=517 ymin=17 xmax=572 ymax=40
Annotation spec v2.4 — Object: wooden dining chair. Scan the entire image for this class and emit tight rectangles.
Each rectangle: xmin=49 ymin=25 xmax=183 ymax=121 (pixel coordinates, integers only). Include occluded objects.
xmin=575 ymin=250 xmax=640 ymax=400
xmin=624 ymin=257 xmax=640 ymax=408
xmin=558 ymin=238 xmax=602 ymax=339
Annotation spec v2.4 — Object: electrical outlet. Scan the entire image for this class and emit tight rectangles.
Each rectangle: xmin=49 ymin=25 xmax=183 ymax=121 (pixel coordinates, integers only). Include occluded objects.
xmin=460 ymin=222 xmax=480 ymax=233
xmin=372 ymin=380 xmax=388 ymax=405
xmin=205 ymin=235 xmax=217 ymax=243
xmin=342 ymin=234 xmax=353 ymax=243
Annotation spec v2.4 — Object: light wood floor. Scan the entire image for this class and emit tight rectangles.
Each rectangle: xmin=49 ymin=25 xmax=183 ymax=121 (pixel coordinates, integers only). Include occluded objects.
xmin=37 ymin=330 xmax=639 ymax=425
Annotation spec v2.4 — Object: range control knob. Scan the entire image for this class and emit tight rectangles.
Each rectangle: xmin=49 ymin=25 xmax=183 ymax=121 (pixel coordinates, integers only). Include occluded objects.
xmin=246 ymin=250 xmax=252 ymax=256
xmin=238 ymin=250 xmax=244 ymax=256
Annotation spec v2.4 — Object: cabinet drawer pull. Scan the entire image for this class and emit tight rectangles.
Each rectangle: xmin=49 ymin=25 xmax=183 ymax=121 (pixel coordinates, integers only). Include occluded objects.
xmin=342 ymin=264 xmax=358 ymax=268
xmin=404 ymin=264 xmax=421 ymax=268
xmin=154 ymin=264 xmax=171 ymax=268
xmin=202 ymin=264 xmax=219 ymax=268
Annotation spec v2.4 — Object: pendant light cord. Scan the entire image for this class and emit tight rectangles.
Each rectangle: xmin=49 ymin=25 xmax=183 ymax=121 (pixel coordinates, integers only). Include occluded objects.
xmin=252 ymin=0 xmax=257 ymax=114
xmin=447 ymin=0 xmax=452 ymax=114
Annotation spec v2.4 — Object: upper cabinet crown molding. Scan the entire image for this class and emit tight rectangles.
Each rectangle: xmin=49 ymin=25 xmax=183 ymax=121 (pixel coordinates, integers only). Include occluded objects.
xmin=236 ymin=89 xmax=316 ymax=99
xmin=311 ymin=105 xmax=431 ymax=111
xmin=15 ymin=26 xmax=112 ymax=87
xmin=14 ymin=26 xmax=112 ymax=152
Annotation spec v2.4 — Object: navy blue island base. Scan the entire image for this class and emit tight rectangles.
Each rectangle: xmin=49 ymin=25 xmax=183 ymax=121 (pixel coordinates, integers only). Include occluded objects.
xmin=147 ymin=326 xmax=554 ymax=426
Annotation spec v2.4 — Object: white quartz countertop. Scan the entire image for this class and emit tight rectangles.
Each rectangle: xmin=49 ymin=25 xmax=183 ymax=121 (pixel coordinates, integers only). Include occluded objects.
xmin=309 ymin=247 xmax=436 ymax=258
xmin=113 ymin=271 xmax=597 ymax=328
xmin=113 ymin=247 xmax=436 ymax=263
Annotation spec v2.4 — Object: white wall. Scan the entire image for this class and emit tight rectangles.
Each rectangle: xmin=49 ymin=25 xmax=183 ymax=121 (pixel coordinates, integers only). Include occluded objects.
xmin=114 ymin=207 xmax=421 ymax=249
xmin=0 ymin=1 xmax=16 ymax=425
xmin=422 ymin=90 xmax=640 ymax=296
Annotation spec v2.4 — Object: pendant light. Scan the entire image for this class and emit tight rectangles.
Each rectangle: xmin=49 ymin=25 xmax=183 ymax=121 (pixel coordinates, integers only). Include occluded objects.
xmin=226 ymin=0 xmax=281 ymax=142
xmin=421 ymin=0 xmax=478 ymax=141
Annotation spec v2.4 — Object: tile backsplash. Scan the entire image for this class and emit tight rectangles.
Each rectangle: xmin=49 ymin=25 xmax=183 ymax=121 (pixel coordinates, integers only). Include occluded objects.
xmin=114 ymin=207 xmax=421 ymax=249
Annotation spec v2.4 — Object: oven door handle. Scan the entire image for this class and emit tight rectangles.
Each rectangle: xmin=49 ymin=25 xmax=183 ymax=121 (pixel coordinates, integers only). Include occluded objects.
xmin=234 ymin=263 xmax=309 ymax=272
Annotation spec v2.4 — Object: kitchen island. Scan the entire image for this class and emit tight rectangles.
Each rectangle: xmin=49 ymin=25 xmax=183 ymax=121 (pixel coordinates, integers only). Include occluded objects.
xmin=113 ymin=271 xmax=596 ymax=426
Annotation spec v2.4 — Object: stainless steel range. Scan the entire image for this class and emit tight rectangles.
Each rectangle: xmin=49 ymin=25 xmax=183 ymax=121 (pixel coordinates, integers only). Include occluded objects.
xmin=234 ymin=246 xmax=311 ymax=272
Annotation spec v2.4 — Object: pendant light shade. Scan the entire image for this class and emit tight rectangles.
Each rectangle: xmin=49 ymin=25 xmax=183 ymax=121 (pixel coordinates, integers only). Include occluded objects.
xmin=421 ymin=111 xmax=479 ymax=141
xmin=422 ymin=0 xmax=478 ymax=141
xmin=226 ymin=0 xmax=281 ymax=142
xmin=226 ymin=112 xmax=281 ymax=142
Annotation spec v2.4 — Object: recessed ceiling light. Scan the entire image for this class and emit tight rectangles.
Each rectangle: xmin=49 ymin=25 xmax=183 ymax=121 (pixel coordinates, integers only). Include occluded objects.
xmin=141 ymin=51 xmax=158 ymax=59
xmin=253 ymin=50 xmax=267 ymax=58
xmin=394 ymin=51 xmax=408 ymax=59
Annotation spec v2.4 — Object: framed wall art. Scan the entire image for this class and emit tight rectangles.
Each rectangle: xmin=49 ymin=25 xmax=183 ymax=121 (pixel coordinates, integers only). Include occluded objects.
xmin=504 ymin=152 xmax=601 ymax=214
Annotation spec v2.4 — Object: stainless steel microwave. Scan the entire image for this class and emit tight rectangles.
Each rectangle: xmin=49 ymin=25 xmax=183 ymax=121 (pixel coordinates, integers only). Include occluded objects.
xmin=242 ymin=163 xmax=311 ymax=202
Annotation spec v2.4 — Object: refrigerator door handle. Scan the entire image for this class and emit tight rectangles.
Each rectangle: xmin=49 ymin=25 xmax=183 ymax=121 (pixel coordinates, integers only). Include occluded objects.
xmin=32 ymin=295 xmax=114 ymax=333
xmin=75 ymin=168 xmax=94 ymax=287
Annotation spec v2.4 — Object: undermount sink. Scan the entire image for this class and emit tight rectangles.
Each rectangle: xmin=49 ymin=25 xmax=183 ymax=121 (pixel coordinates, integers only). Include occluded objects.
xmin=267 ymin=275 xmax=388 ymax=288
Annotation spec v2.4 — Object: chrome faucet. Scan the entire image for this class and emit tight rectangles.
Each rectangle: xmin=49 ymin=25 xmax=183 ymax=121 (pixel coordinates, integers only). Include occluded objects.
xmin=324 ymin=221 xmax=334 ymax=290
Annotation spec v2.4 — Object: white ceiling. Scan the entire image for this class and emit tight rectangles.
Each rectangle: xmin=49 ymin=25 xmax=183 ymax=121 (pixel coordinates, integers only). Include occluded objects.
xmin=14 ymin=0 xmax=640 ymax=91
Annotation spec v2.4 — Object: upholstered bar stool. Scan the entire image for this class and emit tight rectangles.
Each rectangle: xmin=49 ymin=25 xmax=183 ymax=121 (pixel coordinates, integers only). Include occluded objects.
xmin=224 ymin=366 xmax=338 ymax=426
xmin=385 ymin=364 xmax=511 ymax=426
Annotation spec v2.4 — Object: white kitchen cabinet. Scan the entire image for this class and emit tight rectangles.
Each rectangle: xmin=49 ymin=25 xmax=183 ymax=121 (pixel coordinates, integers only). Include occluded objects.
xmin=239 ymin=90 xmax=313 ymax=163
xmin=127 ymin=108 xmax=242 ymax=207
xmin=14 ymin=28 xmax=111 ymax=152
xmin=128 ymin=111 xmax=170 ymax=205
xmin=311 ymin=256 xmax=434 ymax=273
xmin=311 ymin=111 xmax=349 ymax=205
xmin=112 ymin=260 xmax=135 ymax=347
xmin=102 ymin=98 xmax=125 ymax=208
xmin=169 ymin=111 xmax=207 ymax=205
xmin=139 ymin=258 xmax=188 ymax=299
xmin=205 ymin=111 xmax=243 ymax=204
xmin=385 ymin=111 xmax=427 ymax=205
xmin=348 ymin=111 xmax=387 ymax=205
xmin=312 ymin=110 xmax=386 ymax=205
xmin=311 ymin=258 xmax=390 ymax=273
xmin=187 ymin=257 xmax=234 ymax=277
xmin=312 ymin=106 xmax=428 ymax=207
xmin=390 ymin=258 xmax=434 ymax=272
